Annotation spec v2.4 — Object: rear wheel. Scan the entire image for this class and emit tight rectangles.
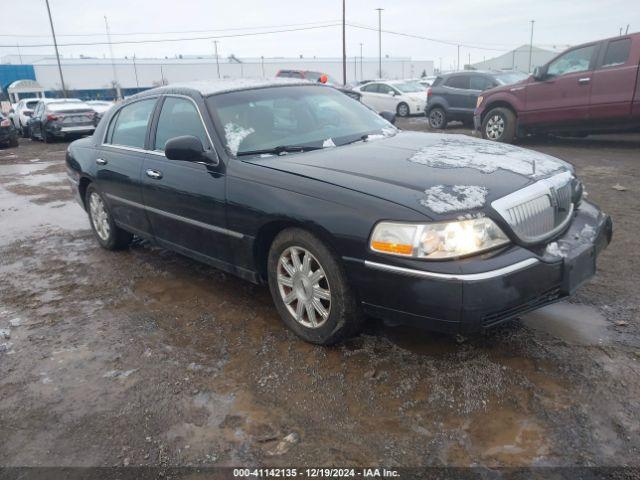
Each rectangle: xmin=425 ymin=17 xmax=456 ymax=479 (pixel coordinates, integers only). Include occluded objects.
xmin=267 ymin=228 xmax=362 ymax=345
xmin=481 ymin=107 xmax=516 ymax=143
xmin=427 ymin=106 xmax=447 ymax=129
xmin=396 ymin=102 xmax=410 ymax=117
xmin=86 ymin=185 xmax=133 ymax=250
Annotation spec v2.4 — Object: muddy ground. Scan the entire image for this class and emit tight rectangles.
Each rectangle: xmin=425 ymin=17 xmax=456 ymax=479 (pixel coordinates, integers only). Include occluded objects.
xmin=0 ymin=122 xmax=639 ymax=470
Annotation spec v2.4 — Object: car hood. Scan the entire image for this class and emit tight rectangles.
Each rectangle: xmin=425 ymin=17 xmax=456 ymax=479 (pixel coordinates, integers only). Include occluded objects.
xmin=247 ymin=131 xmax=572 ymax=220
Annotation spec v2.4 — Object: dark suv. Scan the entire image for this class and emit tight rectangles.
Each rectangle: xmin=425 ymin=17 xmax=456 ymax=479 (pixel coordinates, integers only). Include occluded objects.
xmin=426 ymin=71 xmax=527 ymax=129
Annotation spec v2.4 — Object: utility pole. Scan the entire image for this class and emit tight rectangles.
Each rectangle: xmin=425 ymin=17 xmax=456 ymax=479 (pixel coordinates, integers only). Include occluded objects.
xmin=439 ymin=57 xmax=442 ymax=73
xmin=375 ymin=8 xmax=383 ymax=78
xmin=528 ymin=20 xmax=535 ymax=73
xmin=132 ymin=54 xmax=139 ymax=89
xmin=626 ymin=24 xmax=630 ymax=34
xmin=468 ymin=53 xmax=471 ymax=69
xmin=213 ymin=41 xmax=221 ymax=79
xmin=261 ymin=55 xmax=265 ymax=77
xmin=16 ymin=44 xmax=23 ymax=64
xmin=457 ymin=45 xmax=460 ymax=70
xmin=359 ymin=43 xmax=363 ymax=80
xmin=104 ymin=16 xmax=121 ymax=100
xmin=45 ymin=0 xmax=67 ymax=98
xmin=342 ymin=0 xmax=347 ymax=86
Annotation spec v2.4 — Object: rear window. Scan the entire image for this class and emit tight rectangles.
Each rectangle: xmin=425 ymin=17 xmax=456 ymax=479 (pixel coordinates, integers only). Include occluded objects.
xmin=25 ymin=100 xmax=39 ymax=109
xmin=601 ymin=38 xmax=631 ymax=68
xmin=107 ymin=99 xmax=156 ymax=149
xmin=445 ymin=75 xmax=470 ymax=89
xmin=431 ymin=76 xmax=444 ymax=87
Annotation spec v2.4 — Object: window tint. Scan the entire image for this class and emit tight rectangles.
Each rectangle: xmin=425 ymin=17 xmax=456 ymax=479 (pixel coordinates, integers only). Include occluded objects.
xmin=548 ymin=45 xmax=596 ymax=76
xmin=469 ymin=76 xmax=495 ymax=91
xmin=154 ymin=97 xmax=209 ymax=151
xmin=361 ymin=83 xmax=379 ymax=93
xmin=601 ymin=38 xmax=631 ymax=68
xmin=445 ymin=75 xmax=470 ymax=89
xmin=108 ymin=99 xmax=156 ymax=149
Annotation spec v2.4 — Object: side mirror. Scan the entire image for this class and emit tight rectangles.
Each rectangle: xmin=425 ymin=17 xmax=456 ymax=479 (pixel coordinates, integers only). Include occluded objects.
xmin=379 ymin=111 xmax=396 ymax=125
xmin=165 ymin=135 xmax=211 ymax=163
xmin=387 ymin=90 xmax=396 ymax=96
xmin=532 ymin=66 xmax=546 ymax=81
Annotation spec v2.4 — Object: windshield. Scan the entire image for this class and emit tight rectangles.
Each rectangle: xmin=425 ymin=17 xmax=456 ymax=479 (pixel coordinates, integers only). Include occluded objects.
xmin=207 ymin=85 xmax=397 ymax=156
xmin=494 ymin=72 xmax=528 ymax=85
xmin=394 ymin=82 xmax=425 ymax=93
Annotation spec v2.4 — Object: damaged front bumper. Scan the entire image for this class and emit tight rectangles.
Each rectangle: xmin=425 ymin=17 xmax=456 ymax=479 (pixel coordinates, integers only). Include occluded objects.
xmin=346 ymin=200 xmax=612 ymax=333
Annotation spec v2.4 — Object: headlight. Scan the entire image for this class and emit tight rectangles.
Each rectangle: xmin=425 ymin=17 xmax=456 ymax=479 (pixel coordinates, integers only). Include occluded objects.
xmin=370 ymin=218 xmax=509 ymax=260
xmin=476 ymin=96 xmax=484 ymax=108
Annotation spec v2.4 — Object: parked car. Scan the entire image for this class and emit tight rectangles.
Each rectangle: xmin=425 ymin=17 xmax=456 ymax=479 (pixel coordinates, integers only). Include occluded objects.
xmin=275 ymin=69 xmax=340 ymax=85
xmin=9 ymin=98 xmax=40 ymax=138
xmin=29 ymin=99 xmax=96 ymax=142
xmin=0 ymin=112 xmax=19 ymax=148
xmin=475 ymin=32 xmax=640 ymax=142
xmin=426 ymin=71 xmax=528 ymax=129
xmin=354 ymin=80 xmax=428 ymax=117
xmin=66 ymin=80 xmax=611 ymax=345
xmin=418 ymin=76 xmax=437 ymax=87
xmin=86 ymin=100 xmax=115 ymax=125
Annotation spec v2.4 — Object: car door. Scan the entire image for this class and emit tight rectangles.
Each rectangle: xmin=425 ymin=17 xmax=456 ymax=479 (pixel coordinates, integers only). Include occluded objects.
xmin=95 ymin=97 xmax=157 ymax=236
xmin=378 ymin=83 xmax=401 ymax=112
xmin=142 ymin=94 xmax=232 ymax=266
xmin=589 ymin=36 xmax=638 ymax=122
xmin=358 ymin=83 xmax=383 ymax=111
xmin=442 ymin=74 xmax=471 ymax=115
xmin=523 ymin=43 xmax=599 ymax=126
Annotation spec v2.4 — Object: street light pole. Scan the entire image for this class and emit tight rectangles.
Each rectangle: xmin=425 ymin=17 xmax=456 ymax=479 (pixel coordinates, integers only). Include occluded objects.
xmin=213 ymin=40 xmax=221 ymax=79
xmin=457 ymin=45 xmax=460 ymax=70
xmin=359 ymin=43 xmax=363 ymax=80
xmin=528 ymin=20 xmax=535 ymax=73
xmin=104 ymin=16 xmax=121 ymax=100
xmin=44 ymin=0 xmax=67 ymax=98
xmin=375 ymin=8 xmax=383 ymax=78
xmin=342 ymin=0 xmax=347 ymax=85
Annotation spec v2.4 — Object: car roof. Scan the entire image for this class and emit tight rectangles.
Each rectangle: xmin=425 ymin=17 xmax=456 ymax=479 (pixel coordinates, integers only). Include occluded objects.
xmin=131 ymin=78 xmax=315 ymax=100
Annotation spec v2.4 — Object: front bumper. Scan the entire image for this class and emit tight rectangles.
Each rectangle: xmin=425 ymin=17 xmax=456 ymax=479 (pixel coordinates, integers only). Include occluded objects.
xmin=345 ymin=201 xmax=612 ymax=334
xmin=47 ymin=123 xmax=95 ymax=138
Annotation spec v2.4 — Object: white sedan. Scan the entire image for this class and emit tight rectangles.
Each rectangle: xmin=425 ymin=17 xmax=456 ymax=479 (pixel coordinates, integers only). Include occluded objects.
xmin=353 ymin=80 xmax=427 ymax=117
xmin=9 ymin=98 xmax=40 ymax=137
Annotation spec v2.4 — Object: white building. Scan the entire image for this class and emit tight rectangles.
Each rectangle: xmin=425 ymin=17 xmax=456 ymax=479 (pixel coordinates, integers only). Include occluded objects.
xmin=27 ymin=56 xmax=434 ymax=97
xmin=471 ymin=45 xmax=566 ymax=73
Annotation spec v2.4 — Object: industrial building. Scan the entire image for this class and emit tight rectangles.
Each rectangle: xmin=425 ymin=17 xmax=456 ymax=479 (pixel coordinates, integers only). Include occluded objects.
xmin=470 ymin=45 xmax=564 ymax=72
xmin=0 ymin=54 xmax=434 ymax=101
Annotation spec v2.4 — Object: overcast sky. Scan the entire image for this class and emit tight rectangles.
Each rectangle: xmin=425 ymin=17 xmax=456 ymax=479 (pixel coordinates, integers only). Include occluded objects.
xmin=2 ymin=0 xmax=638 ymax=69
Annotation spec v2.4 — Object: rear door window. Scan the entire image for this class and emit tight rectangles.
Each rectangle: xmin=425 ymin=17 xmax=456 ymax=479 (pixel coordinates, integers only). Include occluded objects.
xmin=601 ymin=38 xmax=631 ymax=68
xmin=445 ymin=75 xmax=470 ymax=89
xmin=108 ymin=99 xmax=156 ymax=149
xmin=154 ymin=97 xmax=209 ymax=151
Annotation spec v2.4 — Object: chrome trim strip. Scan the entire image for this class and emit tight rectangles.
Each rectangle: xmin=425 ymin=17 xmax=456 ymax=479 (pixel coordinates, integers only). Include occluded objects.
xmin=105 ymin=193 xmax=244 ymax=239
xmin=364 ymin=258 xmax=539 ymax=281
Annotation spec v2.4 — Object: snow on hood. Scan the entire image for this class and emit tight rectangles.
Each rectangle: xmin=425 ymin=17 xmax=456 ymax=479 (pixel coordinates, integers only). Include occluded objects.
xmin=420 ymin=185 xmax=488 ymax=214
xmin=408 ymin=135 xmax=566 ymax=179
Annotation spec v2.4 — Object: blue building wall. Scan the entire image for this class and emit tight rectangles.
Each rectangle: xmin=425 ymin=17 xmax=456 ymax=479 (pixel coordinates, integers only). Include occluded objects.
xmin=0 ymin=65 xmax=36 ymax=96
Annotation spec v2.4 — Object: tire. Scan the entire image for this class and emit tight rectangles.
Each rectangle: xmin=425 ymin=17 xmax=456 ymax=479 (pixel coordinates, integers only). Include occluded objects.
xmin=267 ymin=228 xmax=363 ymax=345
xmin=481 ymin=107 xmax=516 ymax=143
xmin=396 ymin=102 xmax=410 ymax=117
xmin=43 ymin=130 xmax=52 ymax=143
xmin=85 ymin=185 xmax=133 ymax=250
xmin=21 ymin=123 xmax=30 ymax=138
xmin=427 ymin=106 xmax=447 ymax=129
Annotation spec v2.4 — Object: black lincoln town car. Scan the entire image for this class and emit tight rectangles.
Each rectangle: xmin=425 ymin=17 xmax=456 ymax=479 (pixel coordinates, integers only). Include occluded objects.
xmin=66 ymin=79 xmax=612 ymax=345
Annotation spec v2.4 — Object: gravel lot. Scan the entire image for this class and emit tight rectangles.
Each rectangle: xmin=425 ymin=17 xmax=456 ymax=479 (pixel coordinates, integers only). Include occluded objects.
xmin=0 ymin=121 xmax=639 ymax=469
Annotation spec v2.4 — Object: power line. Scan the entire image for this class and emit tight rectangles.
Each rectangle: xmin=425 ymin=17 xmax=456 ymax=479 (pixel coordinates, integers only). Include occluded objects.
xmin=0 ymin=19 xmax=342 ymax=38
xmin=0 ymin=23 xmax=342 ymax=48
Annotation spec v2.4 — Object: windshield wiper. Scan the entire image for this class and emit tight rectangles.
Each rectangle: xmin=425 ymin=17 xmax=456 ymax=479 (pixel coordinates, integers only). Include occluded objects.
xmin=237 ymin=145 xmax=323 ymax=157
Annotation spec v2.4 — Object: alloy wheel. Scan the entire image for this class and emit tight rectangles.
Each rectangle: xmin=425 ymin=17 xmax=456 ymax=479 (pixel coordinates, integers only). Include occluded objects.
xmin=429 ymin=109 xmax=444 ymax=128
xmin=276 ymin=246 xmax=331 ymax=329
xmin=485 ymin=114 xmax=505 ymax=140
xmin=398 ymin=103 xmax=410 ymax=117
xmin=89 ymin=192 xmax=111 ymax=241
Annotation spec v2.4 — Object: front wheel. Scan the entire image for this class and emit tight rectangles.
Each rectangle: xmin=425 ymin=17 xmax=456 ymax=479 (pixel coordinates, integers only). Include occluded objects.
xmin=481 ymin=107 xmax=516 ymax=143
xmin=396 ymin=102 xmax=410 ymax=117
xmin=86 ymin=185 xmax=133 ymax=250
xmin=267 ymin=228 xmax=362 ymax=345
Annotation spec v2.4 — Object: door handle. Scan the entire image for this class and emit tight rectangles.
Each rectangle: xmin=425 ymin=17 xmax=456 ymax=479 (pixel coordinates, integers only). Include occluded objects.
xmin=146 ymin=169 xmax=163 ymax=180
xmin=578 ymin=77 xmax=591 ymax=85
xmin=96 ymin=158 xmax=107 ymax=165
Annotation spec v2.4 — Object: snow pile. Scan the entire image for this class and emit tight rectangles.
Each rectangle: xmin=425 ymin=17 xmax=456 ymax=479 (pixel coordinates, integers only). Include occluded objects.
xmin=408 ymin=135 xmax=564 ymax=178
xmin=224 ymin=123 xmax=255 ymax=155
xmin=420 ymin=185 xmax=488 ymax=214
xmin=545 ymin=242 xmax=567 ymax=258
xmin=322 ymin=138 xmax=336 ymax=148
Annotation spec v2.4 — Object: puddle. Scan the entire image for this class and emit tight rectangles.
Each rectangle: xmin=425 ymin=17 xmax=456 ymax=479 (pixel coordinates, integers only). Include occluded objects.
xmin=521 ymin=302 xmax=609 ymax=345
xmin=380 ymin=325 xmax=459 ymax=356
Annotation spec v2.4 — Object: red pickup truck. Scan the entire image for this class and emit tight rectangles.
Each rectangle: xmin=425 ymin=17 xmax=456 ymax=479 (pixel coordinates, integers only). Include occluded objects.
xmin=474 ymin=32 xmax=640 ymax=142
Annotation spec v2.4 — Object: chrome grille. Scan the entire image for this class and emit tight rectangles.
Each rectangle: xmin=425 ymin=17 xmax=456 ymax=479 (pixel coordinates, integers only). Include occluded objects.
xmin=492 ymin=171 xmax=574 ymax=244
